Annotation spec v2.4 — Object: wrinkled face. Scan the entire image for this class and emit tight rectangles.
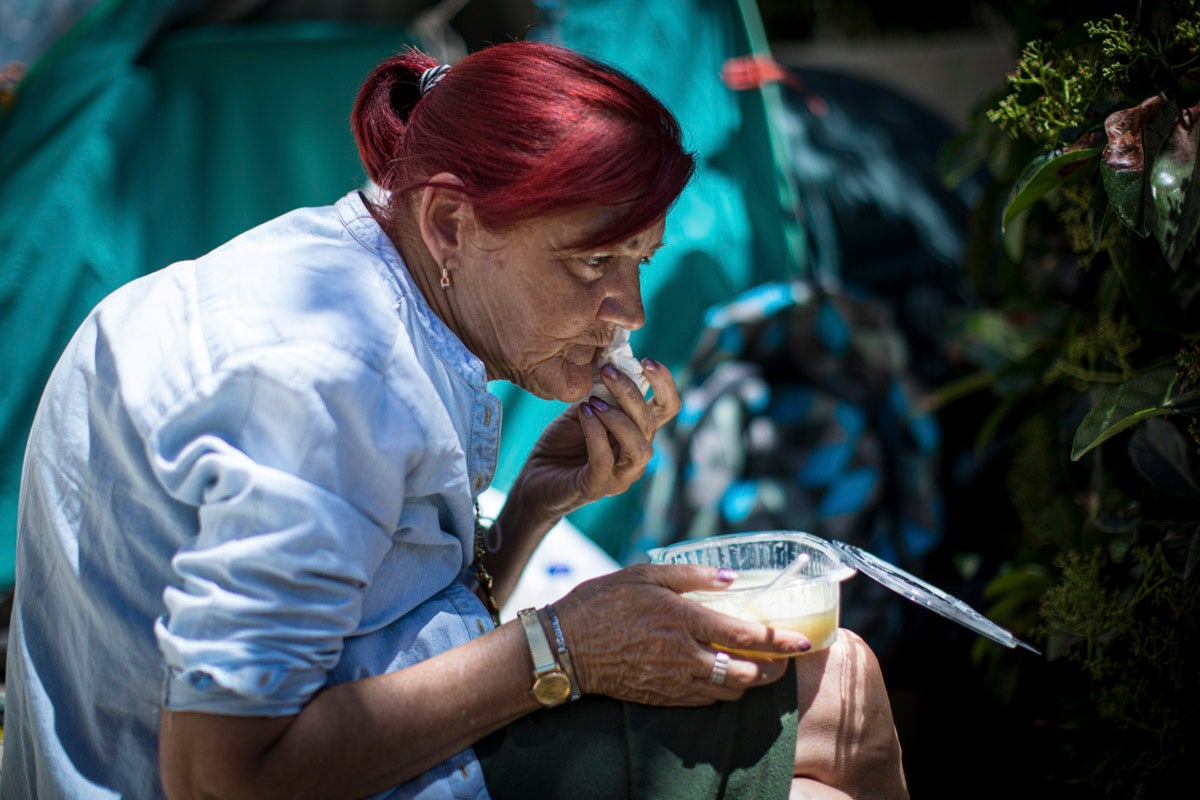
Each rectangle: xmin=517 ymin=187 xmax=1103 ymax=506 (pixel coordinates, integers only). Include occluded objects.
xmin=454 ymin=208 xmax=666 ymax=401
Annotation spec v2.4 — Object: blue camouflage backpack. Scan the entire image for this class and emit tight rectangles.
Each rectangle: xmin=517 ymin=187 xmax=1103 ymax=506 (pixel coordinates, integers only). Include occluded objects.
xmin=632 ymin=280 xmax=944 ymax=661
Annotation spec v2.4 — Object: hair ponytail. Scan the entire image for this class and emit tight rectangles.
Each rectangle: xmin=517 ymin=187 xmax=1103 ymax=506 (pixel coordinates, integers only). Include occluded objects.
xmin=351 ymin=47 xmax=438 ymax=187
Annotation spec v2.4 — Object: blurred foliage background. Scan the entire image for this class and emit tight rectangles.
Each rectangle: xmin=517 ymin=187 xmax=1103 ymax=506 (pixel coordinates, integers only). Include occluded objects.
xmin=754 ymin=1 xmax=1200 ymax=796
xmin=775 ymin=1 xmax=1200 ymax=796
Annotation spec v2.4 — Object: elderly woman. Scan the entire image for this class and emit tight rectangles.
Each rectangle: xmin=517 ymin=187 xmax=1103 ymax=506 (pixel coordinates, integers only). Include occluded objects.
xmin=2 ymin=42 xmax=907 ymax=799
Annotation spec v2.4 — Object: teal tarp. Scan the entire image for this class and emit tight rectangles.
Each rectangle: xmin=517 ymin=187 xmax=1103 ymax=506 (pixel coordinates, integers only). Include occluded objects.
xmin=0 ymin=0 xmax=804 ymax=585
xmin=0 ymin=1 xmax=424 ymax=586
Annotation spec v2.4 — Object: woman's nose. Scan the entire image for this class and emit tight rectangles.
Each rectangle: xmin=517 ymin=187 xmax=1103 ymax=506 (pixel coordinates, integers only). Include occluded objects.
xmin=597 ymin=266 xmax=645 ymax=329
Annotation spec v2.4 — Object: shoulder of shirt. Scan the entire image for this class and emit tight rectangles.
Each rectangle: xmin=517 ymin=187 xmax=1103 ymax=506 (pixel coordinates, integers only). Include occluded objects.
xmin=95 ymin=198 xmax=448 ymax=441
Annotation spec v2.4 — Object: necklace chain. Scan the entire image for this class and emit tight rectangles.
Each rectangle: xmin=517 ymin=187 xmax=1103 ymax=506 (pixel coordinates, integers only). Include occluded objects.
xmin=474 ymin=500 xmax=501 ymax=625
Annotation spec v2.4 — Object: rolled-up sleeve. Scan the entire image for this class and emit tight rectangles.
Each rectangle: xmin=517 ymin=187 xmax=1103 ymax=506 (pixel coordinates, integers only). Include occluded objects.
xmin=148 ymin=345 xmax=427 ymax=716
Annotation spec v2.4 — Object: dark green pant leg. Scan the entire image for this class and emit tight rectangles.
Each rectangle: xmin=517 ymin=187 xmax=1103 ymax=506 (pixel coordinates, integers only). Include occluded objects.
xmin=475 ymin=661 xmax=798 ymax=800
xmin=475 ymin=693 xmax=632 ymax=800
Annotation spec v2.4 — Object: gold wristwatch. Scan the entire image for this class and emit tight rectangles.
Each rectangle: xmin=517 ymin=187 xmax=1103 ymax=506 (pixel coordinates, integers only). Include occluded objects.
xmin=517 ymin=608 xmax=573 ymax=707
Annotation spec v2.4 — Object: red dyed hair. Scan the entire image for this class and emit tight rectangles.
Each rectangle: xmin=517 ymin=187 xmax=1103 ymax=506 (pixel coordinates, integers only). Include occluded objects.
xmin=351 ymin=41 xmax=695 ymax=249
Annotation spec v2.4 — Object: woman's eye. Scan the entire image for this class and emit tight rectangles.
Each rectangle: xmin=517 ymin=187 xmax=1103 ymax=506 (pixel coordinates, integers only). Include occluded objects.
xmin=579 ymin=253 xmax=652 ymax=271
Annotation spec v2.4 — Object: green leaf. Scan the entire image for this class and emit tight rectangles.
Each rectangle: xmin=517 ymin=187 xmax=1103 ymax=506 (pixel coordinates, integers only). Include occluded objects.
xmin=1128 ymin=418 xmax=1200 ymax=497
xmin=1070 ymin=366 xmax=1185 ymax=460
xmin=936 ymin=129 xmax=985 ymax=189
xmin=955 ymin=309 xmax=1042 ymax=371
xmin=1044 ymin=632 xmax=1085 ymax=661
xmin=1142 ymin=98 xmax=1178 ymax=169
xmin=1101 ymin=165 xmax=1152 ymax=237
xmin=1002 ymin=204 xmax=1028 ymax=261
xmin=1002 ymin=147 xmax=1100 ymax=231
xmin=1161 ymin=527 xmax=1200 ymax=579
xmin=984 ymin=564 xmax=1053 ymax=599
xmin=1088 ymin=173 xmax=1112 ymax=253
xmin=1100 ymin=97 xmax=1179 ymax=239
xmin=1150 ymin=113 xmax=1200 ymax=269
xmin=1167 ymin=388 xmax=1200 ymax=413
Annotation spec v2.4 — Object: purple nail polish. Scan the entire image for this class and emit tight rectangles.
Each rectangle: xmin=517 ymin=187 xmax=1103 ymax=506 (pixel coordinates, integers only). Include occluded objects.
xmin=580 ymin=402 xmax=595 ymax=417
xmin=716 ymin=568 xmax=737 ymax=582
xmin=601 ymin=364 xmax=620 ymax=379
xmin=642 ymin=358 xmax=659 ymax=370
xmin=589 ymin=396 xmax=609 ymax=411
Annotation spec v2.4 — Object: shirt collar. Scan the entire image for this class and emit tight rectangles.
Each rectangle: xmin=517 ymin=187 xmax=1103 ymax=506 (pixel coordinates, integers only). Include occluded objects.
xmin=335 ymin=190 xmax=489 ymax=392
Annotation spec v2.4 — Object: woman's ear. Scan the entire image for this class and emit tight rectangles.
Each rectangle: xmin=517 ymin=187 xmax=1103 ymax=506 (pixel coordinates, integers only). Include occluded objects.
xmin=417 ymin=172 xmax=472 ymax=270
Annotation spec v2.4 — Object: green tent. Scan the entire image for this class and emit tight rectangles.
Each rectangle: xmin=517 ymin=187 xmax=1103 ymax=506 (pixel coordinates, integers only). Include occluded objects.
xmin=0 ymin=0 xmax=805 ymax=587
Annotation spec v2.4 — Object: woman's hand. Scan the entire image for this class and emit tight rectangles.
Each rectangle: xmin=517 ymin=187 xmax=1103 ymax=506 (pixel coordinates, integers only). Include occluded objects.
xmin=510 ymin=358 xmax=681 ymax=521
xmin=485 ymin=359 xmax=678 ymax=607
xmin=551 ymin=564 xmax=811 ymax=706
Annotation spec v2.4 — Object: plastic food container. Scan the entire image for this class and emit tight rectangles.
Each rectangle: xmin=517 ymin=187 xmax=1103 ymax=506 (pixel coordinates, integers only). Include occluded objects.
xmin=647 ymin=531 xmax=856 ymax=655
xmin=648 ymin=530 xmax=1041 ymax=657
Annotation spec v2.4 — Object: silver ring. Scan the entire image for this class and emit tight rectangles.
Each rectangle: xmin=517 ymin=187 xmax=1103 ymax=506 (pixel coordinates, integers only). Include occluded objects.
xmin=709 ymin=651 xmax=731 ymax=685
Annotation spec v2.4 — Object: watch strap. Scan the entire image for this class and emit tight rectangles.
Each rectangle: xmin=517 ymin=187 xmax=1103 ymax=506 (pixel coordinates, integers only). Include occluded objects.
xmin=518 ymin=608 xmax=558 ymax=673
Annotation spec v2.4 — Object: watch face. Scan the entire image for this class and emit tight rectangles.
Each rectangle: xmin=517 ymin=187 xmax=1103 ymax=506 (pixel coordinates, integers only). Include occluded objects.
xmin=532 ymin=670 xmax=572 ymax=705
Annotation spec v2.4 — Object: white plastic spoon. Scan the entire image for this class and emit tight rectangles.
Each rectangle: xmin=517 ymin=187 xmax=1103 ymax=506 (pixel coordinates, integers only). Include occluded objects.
xmin=753 ymin=551 xmax=811 ymax=594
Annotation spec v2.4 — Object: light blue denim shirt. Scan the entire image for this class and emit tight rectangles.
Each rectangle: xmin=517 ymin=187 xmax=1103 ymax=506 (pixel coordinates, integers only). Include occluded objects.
xmin=3 ymin=191 xmax=502 ymax=799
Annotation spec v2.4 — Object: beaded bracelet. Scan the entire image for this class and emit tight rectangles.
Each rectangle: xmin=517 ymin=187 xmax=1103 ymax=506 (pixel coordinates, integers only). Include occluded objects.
xmin=544 ymin=604 xmax=581 ymax=701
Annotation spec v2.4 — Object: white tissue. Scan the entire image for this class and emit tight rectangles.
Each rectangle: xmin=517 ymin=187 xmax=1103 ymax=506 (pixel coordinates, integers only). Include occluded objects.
xmin=593 ymin=327 xmax=650 ymax=398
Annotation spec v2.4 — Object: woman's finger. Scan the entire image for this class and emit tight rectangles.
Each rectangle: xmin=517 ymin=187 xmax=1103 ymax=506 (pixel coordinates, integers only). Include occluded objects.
xmin=595 ymin=364 xmax=658 ymax=441
xmin=693 ymin=611 xmax=813 ymax=660
xmin=695 ymin=648 xmax=789 ymax=693
xmin=641 ymin=358 xmax=681 ymax=429
xmin=595 ymin=358 xmax=681 ymax=440
xmin=585 ymin=395 xmax=653 ymax=474
xmin=575 ymin=401 xmax=615 ymax=494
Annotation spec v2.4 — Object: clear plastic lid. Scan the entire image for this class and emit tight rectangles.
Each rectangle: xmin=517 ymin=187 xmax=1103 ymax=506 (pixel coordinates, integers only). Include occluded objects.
xmin=830 ymin=540 xmax=1041 ymax=655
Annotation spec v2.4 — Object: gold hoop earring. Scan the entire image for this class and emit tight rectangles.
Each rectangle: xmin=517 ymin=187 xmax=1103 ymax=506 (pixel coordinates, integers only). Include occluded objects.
xmin=440 ymin=262 xmax=451 ymax=290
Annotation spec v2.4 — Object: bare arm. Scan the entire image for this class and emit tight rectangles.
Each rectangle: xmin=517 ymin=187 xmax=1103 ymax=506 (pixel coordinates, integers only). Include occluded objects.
xmin=160 ymin=620 xmax=534 ymax=800
xmin=159 ymin=565 xmax=810 ymax=800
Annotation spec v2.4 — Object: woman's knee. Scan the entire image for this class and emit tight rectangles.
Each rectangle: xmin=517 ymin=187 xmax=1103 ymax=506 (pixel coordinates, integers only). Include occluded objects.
xmin=792 ymin=628 xmax=909 ymax=799
xmin=794 ymin=628 xmax=884 ymax=708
